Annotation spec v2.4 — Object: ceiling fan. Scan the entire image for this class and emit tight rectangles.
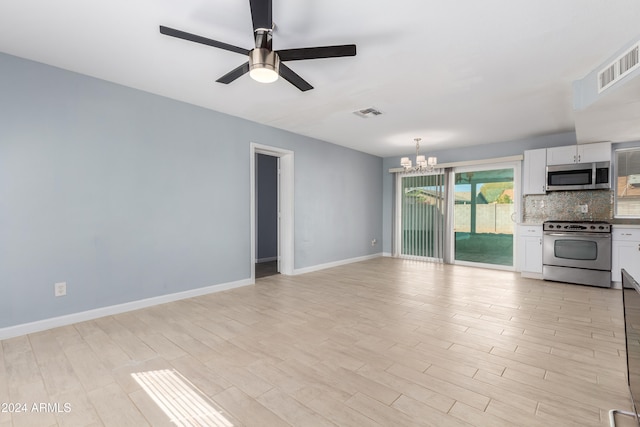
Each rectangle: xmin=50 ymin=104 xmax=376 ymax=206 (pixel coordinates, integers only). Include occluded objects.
xmin=159 ymin=0 xmax=357 ymax=92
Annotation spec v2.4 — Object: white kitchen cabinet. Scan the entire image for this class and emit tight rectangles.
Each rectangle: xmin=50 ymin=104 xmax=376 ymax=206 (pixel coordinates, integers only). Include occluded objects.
xmin=612 ymin=227 xmax=640 ymax=283
xmin=546 ymin=142 xmax=611 ymax=165
xmin=518 ymin=224 xmax=543 ymax=278
xmin=546 ymin=145 xmax=578 ymax=166
xmin=579 ymin=142 xmax=611 ymax=163
xmin=522 ymin=148 xmax=546 ymax=195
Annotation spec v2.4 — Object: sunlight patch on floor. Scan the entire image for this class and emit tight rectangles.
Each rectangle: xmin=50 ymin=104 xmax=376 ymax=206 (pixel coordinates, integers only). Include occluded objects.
xmin=131 ymin=369 xmax=233 ymax=427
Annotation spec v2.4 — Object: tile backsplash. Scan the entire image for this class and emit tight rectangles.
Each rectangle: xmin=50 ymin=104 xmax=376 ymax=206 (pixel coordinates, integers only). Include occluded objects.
xmin=523 ymin=190 xmax=613 ymax=223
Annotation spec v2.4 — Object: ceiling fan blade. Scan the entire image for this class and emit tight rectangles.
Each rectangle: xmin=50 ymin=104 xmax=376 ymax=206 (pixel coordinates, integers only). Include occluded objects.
xmin=249 ymin=0 xmax=272 ymax=31
xmin=159 ymin=25 xmax=249 ymax=55
xmin=277 ymin=45 xmax=356 ymax=61
xmin=279 ymin=64 xmax=313 ymax=92
xmin=216 ymin=62 xmax=250 ymax=84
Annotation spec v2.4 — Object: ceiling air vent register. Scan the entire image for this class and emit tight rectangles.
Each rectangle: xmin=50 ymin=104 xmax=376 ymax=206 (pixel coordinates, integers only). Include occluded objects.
xmin=353 ymin=107 xmax=382 ymax=118
xmin=598 ymin=42 xmax=640 ymax=93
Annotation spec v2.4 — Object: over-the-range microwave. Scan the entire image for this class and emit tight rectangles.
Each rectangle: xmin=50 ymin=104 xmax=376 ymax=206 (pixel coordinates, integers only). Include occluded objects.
xmin=545 ymin=161 xmax=610 ymax=191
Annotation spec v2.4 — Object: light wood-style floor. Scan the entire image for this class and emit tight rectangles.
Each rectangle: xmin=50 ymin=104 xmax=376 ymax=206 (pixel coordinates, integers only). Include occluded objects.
xmin=1 ymin=258 xmax=637 ymax=426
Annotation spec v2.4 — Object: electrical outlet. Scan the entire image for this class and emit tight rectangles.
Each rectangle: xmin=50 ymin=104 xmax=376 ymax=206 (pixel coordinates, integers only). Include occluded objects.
xmin=371 ymin=238 xmax=377 ymax=246
xmin=54 ymin=282 xmax=67 ymax=297
xmin=579 ymin=204 xmax=588 ymax=213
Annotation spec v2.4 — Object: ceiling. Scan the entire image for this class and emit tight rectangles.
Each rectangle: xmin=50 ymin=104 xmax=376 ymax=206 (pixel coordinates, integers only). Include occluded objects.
xmin=1 ymin=1 xmax=640 ymax=157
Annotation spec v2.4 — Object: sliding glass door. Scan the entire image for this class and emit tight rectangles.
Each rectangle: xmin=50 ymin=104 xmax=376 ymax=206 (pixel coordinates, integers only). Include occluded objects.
xmin=394 ymin=162 xmax=518 ymax=269
xmin=453 ymin=166 xmax=516 ymax=267
xmin=397 ymin=173 xmax=446 ymax=260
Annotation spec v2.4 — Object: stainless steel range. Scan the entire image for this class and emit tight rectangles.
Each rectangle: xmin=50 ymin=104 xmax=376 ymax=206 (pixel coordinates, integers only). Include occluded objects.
xmin=542 ymin=220 xmax=612 ymax=288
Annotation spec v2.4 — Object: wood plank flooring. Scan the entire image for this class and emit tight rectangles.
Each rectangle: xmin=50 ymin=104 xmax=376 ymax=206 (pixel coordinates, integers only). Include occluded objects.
xmin=1 ymin=257 xmax=637 ymax=426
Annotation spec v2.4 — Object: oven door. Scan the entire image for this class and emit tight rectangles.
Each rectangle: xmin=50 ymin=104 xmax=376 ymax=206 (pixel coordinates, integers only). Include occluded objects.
xmin=543 ymin=232 xmax=611 ymax=271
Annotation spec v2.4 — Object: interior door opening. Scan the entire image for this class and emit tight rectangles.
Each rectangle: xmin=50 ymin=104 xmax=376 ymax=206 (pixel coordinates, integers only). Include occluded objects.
xmin=255 ymin=153 xmax=280 ymax=279
xmin=250 ymin=143 xmax=294 ymax=282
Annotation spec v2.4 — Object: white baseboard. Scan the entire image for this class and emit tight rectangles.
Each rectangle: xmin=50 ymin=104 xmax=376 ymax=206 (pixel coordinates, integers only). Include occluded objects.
xmin=257 ymin=257 xmax=278 ymax=263
xmin=0 ymin=278 xmax=253 ymax=341
xmin=382 ymin=252 xmax=393 ymax=257
xmin=293 ymin=253 xmax=382 ymax=275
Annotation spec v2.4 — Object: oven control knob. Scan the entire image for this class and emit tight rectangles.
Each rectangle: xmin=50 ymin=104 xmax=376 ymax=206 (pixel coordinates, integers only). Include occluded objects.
xmin=591 ymin=226 xmax=596 ymax=229
xmin=599 ymin=226 xmax=604 ymax=230
xmin=548 ymin=225 xmax=554 ymax=229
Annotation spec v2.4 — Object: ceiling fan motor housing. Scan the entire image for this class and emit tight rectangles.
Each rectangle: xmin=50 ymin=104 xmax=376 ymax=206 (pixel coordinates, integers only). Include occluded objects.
xmin=249 ymin=48 xmax=280 ymax=82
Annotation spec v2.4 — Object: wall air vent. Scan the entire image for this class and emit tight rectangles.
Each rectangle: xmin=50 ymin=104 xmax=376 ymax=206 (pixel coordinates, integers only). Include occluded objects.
xmin=598 ymin=42 xmax=640 ymax=93
xmin=619 ymin=45 xmax=639 ymax=75
xmin=599 ymin=63 xmax=616 ymax=91
xmin=353 ymin=107 xmax=382 ymax=118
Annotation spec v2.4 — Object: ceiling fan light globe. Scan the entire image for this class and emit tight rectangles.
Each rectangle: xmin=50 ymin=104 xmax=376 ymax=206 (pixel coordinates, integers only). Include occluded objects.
xmin=250 ymin=67 xmax=279 ymax=83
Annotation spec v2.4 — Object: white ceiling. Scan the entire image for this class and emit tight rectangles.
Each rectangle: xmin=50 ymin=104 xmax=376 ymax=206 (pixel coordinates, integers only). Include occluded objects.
xmin=1 ymin=0 xmax=639 ymax=157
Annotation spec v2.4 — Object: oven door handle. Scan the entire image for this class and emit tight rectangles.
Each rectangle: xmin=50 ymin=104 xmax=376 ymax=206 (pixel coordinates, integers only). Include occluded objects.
xmin=544 ymin=232 xmax=611 ymax=238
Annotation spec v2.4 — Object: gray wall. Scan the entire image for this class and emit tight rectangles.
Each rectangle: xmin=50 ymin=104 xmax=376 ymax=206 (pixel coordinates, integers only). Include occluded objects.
xmin=256 ymin=153 xmax=278 ymax=261
xmin=0 ymin=52 xmax=383 ymax=328
xmin=381 ymin=132 xmax=578 ymax=255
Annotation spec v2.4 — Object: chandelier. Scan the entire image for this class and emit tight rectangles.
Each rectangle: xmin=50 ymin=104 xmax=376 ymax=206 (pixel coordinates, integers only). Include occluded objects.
xmin=400 ymin=138 xmax=437 ymax=172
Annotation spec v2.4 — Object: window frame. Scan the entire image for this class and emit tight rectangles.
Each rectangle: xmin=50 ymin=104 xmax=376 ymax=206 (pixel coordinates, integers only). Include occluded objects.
xmin=615 ymin=147 xmax=640 ymax=219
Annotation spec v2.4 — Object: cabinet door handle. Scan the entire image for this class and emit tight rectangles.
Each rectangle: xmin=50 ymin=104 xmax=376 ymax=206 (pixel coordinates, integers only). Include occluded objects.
xmin=539 ymin=238 xmax=542 ymax=245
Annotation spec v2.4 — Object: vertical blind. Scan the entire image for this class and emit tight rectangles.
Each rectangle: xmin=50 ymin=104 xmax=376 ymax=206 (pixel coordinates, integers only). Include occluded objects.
xmin=399 ymin=173 xmax=446 ymax=260
xmin=616 ymin=148 xmax=640 ymax=217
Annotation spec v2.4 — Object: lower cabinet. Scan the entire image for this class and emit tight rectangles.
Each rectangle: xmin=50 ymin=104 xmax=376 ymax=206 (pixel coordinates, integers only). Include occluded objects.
xmin=518 ymin=224 xmax=543 ymax=278
xmin=515 ymin=225 xmax=640 ymax=284
xmin=612 ymin=227 xmax=640 ymax=283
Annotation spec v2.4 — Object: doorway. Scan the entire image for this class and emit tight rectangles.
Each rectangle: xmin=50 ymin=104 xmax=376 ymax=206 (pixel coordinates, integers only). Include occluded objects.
xmin=255 ymin=153 xmax=279 ymax=278
xmin=452 ymin=165 xmax=517 ymax=269
xmin=250 ymin=143 xmax=294 ymax=282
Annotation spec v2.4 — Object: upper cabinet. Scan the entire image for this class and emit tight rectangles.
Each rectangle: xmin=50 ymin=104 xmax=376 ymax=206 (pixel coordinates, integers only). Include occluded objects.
xmin=546 ymin=142 xmax=611 ymax=165
xmin=523 ymin=148 xmax=547 ymax=195
xmin=545 ymin=145 xmax=578 ymax=165
xmin=579 ymin=141 xmax=612 ymax=163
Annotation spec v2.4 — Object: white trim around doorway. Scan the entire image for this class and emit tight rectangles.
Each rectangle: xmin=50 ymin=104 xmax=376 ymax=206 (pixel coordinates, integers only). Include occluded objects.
xmin=250 ymin=143 xmax=295 ymax=282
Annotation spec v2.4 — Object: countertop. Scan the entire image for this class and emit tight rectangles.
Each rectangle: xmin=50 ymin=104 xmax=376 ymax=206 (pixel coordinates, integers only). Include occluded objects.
xmin=518 ymin=222 xmax=620 ymax=226
xmin=519 ymin=220 xmax=640 ymax=228
xmin=610 ymin=219 xmax=640 ymax=226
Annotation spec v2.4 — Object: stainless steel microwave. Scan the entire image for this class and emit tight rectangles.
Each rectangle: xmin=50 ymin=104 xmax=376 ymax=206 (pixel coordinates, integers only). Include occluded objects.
xmin=545 ymin=161 xmax=610 ymax=191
